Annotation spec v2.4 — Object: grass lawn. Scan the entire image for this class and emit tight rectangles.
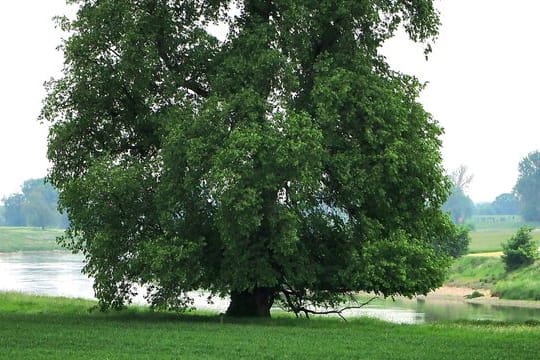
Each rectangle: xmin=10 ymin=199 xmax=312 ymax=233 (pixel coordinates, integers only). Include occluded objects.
xmin=0 ymin=227 xmax=64 ymax=252
xmin=0 ymin=292 xmax=539 ymax=359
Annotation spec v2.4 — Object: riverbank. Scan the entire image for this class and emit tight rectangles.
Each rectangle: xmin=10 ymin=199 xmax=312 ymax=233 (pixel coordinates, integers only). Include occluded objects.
xmin=0 ymin=227 xmax=63 ymax=252
xmin=446 ymin=255 xmax=540 ymax=302
xmin=425 ymin=286 xmax=540 ymax=309
xmin=0 ymin=292 xmax=539 ymax=359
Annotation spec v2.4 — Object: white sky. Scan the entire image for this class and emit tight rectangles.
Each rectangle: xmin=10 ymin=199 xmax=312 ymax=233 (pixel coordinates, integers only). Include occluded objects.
xmin=1 ymin=0 xmax=538 ymax=203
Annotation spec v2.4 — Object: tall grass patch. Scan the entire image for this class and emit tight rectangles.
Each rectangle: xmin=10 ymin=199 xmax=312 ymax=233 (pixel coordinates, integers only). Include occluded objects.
xmin=493 ymin=262 xmax=540 ymax=300
xmin=446 ymin=256 xmax=505 ymax=288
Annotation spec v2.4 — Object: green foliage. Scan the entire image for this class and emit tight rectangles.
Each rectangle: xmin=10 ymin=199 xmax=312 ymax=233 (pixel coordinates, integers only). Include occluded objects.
xmin=466 ymin=290 xmax=484 ymax=299
xmin=42 ymin=0 xmax=454 ymax=315
xmin=2 ymin=178 xmax=68 ymax=228
xmin=502 ymin=227 xmax=538 ymax=272
xmin=514 ymin=151 xmax=540 ymax=221
xmin=433 ymin=223 xmax=470 ymax=258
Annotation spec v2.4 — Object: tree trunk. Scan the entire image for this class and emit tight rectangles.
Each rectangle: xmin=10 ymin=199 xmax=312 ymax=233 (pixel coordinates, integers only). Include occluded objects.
xmin=226 ymin=287 xmax=274 ymax=317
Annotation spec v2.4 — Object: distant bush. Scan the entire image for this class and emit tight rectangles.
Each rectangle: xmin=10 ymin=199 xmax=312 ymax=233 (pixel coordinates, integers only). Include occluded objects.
xmin=502 ymin=226 xmax=538 ymax=272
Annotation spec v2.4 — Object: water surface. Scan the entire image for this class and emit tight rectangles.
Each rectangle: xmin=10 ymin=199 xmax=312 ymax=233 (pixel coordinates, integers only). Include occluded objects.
xmin=2 ymin=251 xmax=540 ymax=324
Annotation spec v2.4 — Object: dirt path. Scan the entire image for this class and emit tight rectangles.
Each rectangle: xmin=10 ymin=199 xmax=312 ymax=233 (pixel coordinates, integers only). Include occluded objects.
xmin=428 ymin=286 xmax=489 ymax=298
xmin=466 ymin=251 xmax=503 ymax=257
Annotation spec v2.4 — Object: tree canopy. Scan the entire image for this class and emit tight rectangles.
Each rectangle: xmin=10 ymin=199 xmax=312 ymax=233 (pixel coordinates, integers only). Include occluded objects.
xmin=475 ymin=193 xmax=520 ymax=216
xmin=514 ymin=151 xmax=540 ymax=222
xmin=42 ymin=0 xmax=456 ymax=317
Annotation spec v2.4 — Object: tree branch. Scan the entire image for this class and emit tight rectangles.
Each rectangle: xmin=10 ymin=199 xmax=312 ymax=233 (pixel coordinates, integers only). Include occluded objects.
xmin=295 ymin=296 xmax=379 ymax=322
xmin=279 ymin=285 xmax=379 ymax=321
xmin=155 ymin=31 xmax=209 ymax=98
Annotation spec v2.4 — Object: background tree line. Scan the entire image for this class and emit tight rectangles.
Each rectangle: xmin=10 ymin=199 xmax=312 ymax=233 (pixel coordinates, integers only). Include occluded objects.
xmin=0 ymin=178 xmax=68 ymax=228
xmin=444 ymin=151 xmax=540 ymax=224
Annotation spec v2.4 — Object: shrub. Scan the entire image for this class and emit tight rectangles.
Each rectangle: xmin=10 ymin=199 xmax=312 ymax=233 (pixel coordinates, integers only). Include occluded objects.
xmin=465 ymin=290 xmax=484 ymax=299
xmin=442 ymin=225 xmax=471 ymax=258
xmin=501 ymin=226 xmax=538 ymax=271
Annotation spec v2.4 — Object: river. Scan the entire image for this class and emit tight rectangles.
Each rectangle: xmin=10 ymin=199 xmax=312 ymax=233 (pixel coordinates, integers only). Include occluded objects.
xmin=1 ymin=251 xmax=540 ymax=324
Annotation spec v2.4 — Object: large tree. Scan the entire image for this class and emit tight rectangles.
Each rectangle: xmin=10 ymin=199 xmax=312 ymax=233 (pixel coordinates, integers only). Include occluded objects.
xmin=514 ymin=151 xmax=540 ymax=221
xmin=42 ymin=0 xmax=456 ymax=317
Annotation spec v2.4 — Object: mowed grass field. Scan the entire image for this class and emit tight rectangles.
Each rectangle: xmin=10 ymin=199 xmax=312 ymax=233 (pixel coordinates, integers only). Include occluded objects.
xmin=467 ymin=216 xmax=540 ymax=254
xmin=0 ymin=292 xmax=539 ymax=359
xmin=468 ymin=229 xmax=540 ymax=254
xmin=0 ymin=227 xmax=64 ymax=252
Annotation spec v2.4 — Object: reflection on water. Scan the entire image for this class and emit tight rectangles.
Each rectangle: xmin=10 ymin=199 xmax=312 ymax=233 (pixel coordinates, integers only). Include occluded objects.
xmin=354 ymin=297 xmax=540 ymax=324
xmin=2 ymin=251 xmax=540 ymax=324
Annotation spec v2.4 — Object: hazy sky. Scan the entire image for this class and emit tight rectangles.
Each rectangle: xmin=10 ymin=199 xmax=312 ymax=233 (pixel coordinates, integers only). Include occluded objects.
xmin=1 ymin=1 xmax=538 ymax=203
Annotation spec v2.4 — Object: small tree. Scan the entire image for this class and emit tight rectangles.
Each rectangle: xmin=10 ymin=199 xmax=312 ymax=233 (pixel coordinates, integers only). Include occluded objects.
xmin=502 ymin=227 xmax=538 ymax=271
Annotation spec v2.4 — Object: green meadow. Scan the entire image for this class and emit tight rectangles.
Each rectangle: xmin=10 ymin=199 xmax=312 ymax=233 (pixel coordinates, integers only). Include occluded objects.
xmin=0 ymin=227 xmax=64 ymax=252
xmin=0 ymin=292 xmax=539 ymax=359
xmin=1 ymin=226 xmax=540 ymax=357
xmin=467 ymin=216 xmax=540 ymax=253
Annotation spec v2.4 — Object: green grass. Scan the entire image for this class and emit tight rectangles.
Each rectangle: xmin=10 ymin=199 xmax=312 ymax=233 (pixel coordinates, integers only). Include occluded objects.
xmin=0 ymin=227 xmax=64 ymax=252
xmin=468 ymin=229 xmax=540 ymax=254
xmin=466 ymin=216 xmax=540 ymax=253
xmin=448 ymin=256 xmax=540 ymax=301
xmin=0 ymin=292 xmax=540 ymax=359
xmin=446 ymin=256 xmax=505 ymax=288
xmin=492 ymin=262 xmax=540 ymax=300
